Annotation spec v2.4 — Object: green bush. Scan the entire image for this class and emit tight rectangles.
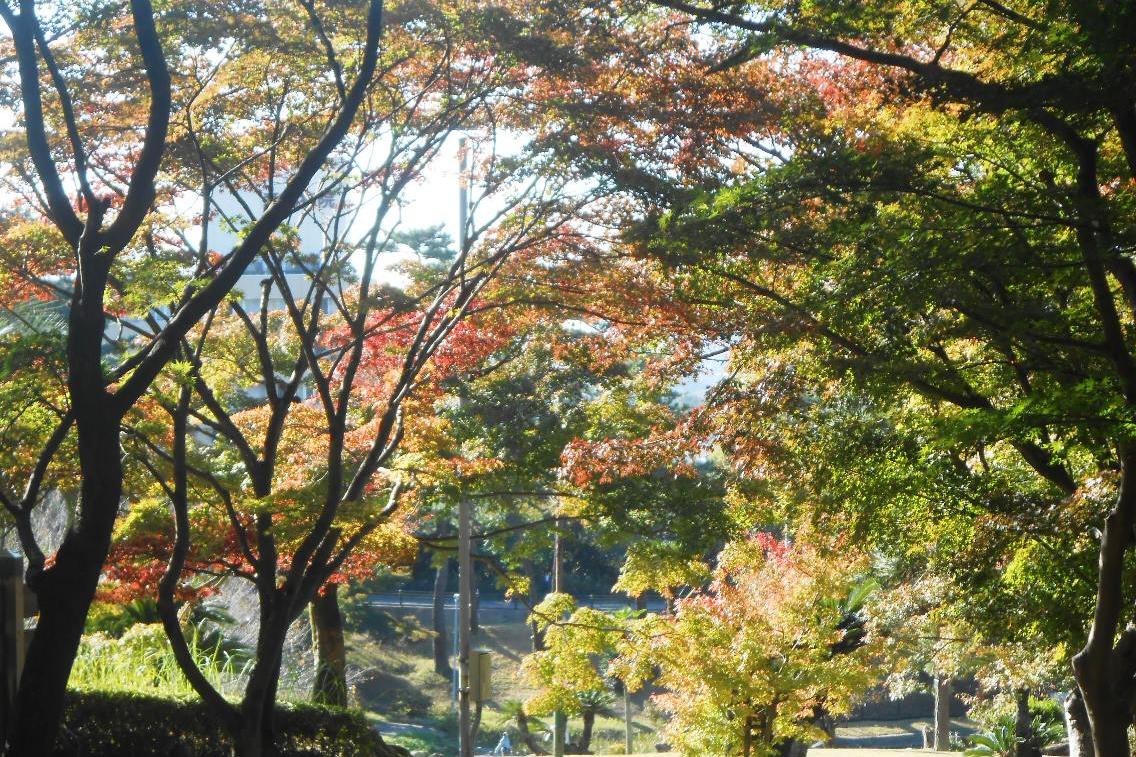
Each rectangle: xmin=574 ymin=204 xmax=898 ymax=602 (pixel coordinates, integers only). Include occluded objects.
xmin=965 ymin=696 xmax=1067 ymax=757
xmin=56 ymin=690 xmax=411 ymax=757
xmin=84 ymin=599 xmax=161 ymax=637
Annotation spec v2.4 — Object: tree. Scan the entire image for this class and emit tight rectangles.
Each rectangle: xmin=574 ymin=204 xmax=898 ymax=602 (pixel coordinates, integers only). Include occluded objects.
xmin=517 ymin=0 xmax=1136 ymax=751
xmin=637 ymin=2 xmax=1136 ymax=750
xmin=0 ymin=0 xmax=383 ymax=751
xmin=102 ymin=10 xmax=594 ymax=751
xmin=522 ymin=593 xmax=628 ymax=755
xmin=615 ymin=532 xmax=878 ymax=757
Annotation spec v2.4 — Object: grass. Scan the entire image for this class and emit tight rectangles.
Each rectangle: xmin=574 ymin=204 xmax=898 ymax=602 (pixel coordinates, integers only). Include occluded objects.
xmin=68 ymin=622 xmax=250 ymax=698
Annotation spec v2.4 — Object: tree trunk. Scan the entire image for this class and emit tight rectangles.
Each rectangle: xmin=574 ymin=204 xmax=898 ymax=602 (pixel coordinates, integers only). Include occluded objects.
xmin=8 ymin=399 xmax=122 ymax=756
xmin=260 ymin=663 xmax=283 ymax=757
xmin=236 ymin=652 xmax=281 ymax=756
xmin=232 ymin=590 xmax=295 ymax=757
xmin=311 ymin=583 xmax=348 ymax=706
xmin=472 ymin=700 xmax=483 ymax=746
xmin=1074 ymin=456 xmax=1136 ymax=757
xmin=933 ymin=675 xmax=952 ymax=750
xmin=1077 ymin=690 xmax=1130 ymax=757
xmin=553 ymin=710 xmax=567 ymax=757
xmin=579 ymin=708 xmax=596 ymax=752
xmin=776 ymin=740 xmax=806 ymax=757
xmin=1065 ymin=689 xmax=1095 ymax=757
xmin=529 ymin=560 xmax=544 ymax=652
xmin=8 ymin=531 xmax=109 ymax=756
xmin=517 ymin=707 xmax=548 ymax=755
xmin=433 ymin=558 xmax=453 ymax=677
xmin=1014 ymin=689 xmax=1040 ymax=757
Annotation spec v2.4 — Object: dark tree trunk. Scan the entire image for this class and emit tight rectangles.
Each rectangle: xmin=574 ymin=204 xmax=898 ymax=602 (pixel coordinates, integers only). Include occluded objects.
xmin=8 ymin=371 xmax=123 ymax=756
xmin=1065 ymin=689 xmax=1095 ymax=757
xmin=8 ymin=521 xmax=113 ymax=756
xmin=227 ymin=566 xmax=302 ymax=757
xmin=311 ymin=583 xmax=348 ymax=706
xmin=775 ymin=740 xmax=806 ymax=757
xmin=1014 ymin=688 xmax=1040 ymax=757
xmin=579 ymin=708 xmax=596 ymax=752
xmin=260 ymin=662 xmax=283 ymax=757
xmin=1074 ymin=458 xmax=1136 ymax=757
xmin=517 ymin=707 xmax=548 ymax=755
xmin=236 ymin=613 xmax=289 ymax=757
xmin=433 ymin=558 xmax=453 ymax=677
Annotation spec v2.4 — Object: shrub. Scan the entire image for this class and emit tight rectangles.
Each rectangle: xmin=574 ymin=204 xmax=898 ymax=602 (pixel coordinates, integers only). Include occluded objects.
xmin=964 ymin=697 xmax=1067 ymax=757
xmin=55 ymin=690 xmax=411 ymax=757
xmin=84 ymin=599 xmax=161 ymax=637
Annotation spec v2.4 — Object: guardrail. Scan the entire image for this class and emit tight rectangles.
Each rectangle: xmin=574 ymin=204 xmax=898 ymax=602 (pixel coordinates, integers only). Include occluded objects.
xmin=367 ymin=591 xmax=665 ymax=612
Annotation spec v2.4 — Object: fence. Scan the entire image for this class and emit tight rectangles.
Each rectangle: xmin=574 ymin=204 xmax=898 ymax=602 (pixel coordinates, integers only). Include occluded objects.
xmin=367 ymin=591 xmax=666 ymax=613
xmin=0 ymin=552 xmax=34 ymax=736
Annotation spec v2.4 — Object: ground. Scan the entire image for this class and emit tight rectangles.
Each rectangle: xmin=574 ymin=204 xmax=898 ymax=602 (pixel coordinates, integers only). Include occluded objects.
xmin=608 ymin=751 xmax=962 ymax=757
xmin=346 ymin=608 xmax=971 ymax=756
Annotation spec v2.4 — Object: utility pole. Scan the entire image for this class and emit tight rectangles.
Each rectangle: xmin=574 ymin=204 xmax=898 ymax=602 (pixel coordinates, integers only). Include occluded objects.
xmin=552 ymin=517 xmax=566 ymax=757
xmin=456 ymin=137 xmax=474 ymax=757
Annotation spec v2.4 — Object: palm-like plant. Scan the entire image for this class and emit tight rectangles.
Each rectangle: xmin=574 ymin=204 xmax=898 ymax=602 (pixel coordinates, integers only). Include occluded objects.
xmin=574 ymin=689 xmax=616 ymax=752
xmin=964 ymin=725 xmax=1019 ymax=757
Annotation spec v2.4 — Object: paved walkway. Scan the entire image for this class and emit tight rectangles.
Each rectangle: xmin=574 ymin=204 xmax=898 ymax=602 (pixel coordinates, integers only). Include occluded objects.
xmin=527 ymin=745 xmax=963 ymax=750
xmin=811 ymin=750 xmax=960 ymax=757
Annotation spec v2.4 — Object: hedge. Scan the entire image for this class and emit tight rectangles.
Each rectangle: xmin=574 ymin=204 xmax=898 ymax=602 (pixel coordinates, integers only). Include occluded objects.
xmin=55 ymin=690 xmax=412 ymax=757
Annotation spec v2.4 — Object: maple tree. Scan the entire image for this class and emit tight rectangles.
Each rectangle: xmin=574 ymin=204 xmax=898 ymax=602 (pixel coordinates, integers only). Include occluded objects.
xmin=709 ymin=361 xmax=1100 ymax=737
xmin=636 ymin=5 xmax=1136 ymax=751
xmin=96 ymin=8 xmax=600 ymax=753
xmin=500 ymin=1 xmax=1136 ymax=752
xmin=3 ymin=0 xmax=1134 ymax=753
xmin=0 ymin=0 xmax=387 ymax=752
xmin=597 ymin=532 xmax=877 ymax=757
xmin=521 ymin=592 xmax=628 ymax=753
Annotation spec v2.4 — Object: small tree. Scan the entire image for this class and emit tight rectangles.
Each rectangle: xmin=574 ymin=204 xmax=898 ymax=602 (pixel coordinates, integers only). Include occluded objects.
xmin=521 ymin=593 xmax=627 ymax=754
xmin=617 ymin=533 xmax=879 ymax=757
